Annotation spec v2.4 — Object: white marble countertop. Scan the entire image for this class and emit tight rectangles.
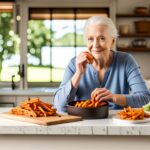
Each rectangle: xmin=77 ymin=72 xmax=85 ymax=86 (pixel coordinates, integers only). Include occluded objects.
xmin=0 ymin=108 xmax=150 ymax=136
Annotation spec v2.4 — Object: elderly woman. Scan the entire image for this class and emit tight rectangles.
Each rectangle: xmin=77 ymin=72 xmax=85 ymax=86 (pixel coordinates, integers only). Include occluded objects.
xmin=54 ymin=16 xmax=150 ymax=112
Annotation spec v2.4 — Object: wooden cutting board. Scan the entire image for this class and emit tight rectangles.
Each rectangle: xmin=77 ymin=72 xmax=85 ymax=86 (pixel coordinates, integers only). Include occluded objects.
xmin=0 ymin=112 xmax=82 ymax=126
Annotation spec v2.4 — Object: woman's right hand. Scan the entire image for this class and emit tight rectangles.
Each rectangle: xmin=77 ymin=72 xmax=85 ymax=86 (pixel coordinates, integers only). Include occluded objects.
xmin=72 ymin=51 xmax=93 ymax=88
xmin=76 ymin=51 xmax=93 ymax=74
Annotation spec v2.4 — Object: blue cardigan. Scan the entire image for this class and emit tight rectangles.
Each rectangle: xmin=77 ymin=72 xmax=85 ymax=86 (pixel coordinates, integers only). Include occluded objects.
xmin=54 ymin=50 xmax=150 ymax=111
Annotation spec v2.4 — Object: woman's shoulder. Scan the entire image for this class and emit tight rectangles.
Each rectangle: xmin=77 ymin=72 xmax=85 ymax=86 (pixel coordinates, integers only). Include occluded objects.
xmin=114 ymin=50 xmax=130 ymax=57
xmin=114 ymin=50 xmax=139 ymax=69
xmin=69 ymin=57 xmax=76 ymax=66
xmin=114 ymin=50 xmax=133 ymax=61
xmin=66 ymin=57 xmax=76 ymax=70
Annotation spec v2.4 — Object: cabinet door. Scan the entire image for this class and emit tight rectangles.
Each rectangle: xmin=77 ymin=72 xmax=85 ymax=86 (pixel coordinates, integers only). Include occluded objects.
xmin=16 ymin=95 xmax=54 ymax=106
xmin=0 ymin=96 xmax=16 ymax=107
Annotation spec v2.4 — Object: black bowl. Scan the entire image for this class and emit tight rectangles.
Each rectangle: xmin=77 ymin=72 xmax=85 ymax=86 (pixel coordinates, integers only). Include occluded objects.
xmin=67 ymin=100 xmax=109 ymax=119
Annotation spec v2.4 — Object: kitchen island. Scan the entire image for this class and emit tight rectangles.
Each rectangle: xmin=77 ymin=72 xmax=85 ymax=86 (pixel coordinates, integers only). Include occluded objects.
xmin=0 ymin=108 xmax=150 ymax=150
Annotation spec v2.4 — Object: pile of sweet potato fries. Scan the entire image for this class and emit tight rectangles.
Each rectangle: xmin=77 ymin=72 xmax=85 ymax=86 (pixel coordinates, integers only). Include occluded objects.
xmin=75 ymin=98 xmax=107 ymax=108
xmin=118 ymin=106 xmax=150 ymax=120
xmin=11 ymin=98 xmax=57 ymax=117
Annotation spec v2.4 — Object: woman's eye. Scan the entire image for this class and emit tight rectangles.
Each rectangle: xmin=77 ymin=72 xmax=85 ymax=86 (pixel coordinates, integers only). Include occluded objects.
xmin=100 ymin=37 xmax=105 ymax=41
xmin=87 ymin=38 xmax=93 ymax=42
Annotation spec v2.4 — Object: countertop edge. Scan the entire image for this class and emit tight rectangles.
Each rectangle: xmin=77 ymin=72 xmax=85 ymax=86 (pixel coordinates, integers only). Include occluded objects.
xmin=0 ymin=109 xmax=150 ymax=136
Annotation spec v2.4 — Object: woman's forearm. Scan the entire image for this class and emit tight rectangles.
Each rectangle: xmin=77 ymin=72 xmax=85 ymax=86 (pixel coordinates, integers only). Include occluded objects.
xmin=113 ymin=94 xmax=126 ymax=106
xmin=71 ymin=71 xmax=83 ymax=88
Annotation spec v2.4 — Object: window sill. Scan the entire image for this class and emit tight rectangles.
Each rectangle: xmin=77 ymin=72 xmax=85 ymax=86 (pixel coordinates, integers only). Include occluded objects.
xmin=0 ymin=87 xmax=58 ymax=96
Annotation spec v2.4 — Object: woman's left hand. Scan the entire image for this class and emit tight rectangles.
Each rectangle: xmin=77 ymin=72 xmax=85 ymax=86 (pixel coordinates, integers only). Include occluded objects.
xmin=91 ymin=88 xmax=116 ymax=102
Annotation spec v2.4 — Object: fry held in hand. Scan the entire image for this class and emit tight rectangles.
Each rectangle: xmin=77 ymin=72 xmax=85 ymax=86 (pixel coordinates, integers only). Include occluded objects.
xmin=83 ymin=51 xmax=94 ymax=64
xmin=11 ymin=98 xmax=57 ymax=117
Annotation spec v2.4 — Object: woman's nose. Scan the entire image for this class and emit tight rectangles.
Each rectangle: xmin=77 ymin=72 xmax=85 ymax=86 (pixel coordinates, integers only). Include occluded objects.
xmin=93 ymin=39 xmax=100 ymax=48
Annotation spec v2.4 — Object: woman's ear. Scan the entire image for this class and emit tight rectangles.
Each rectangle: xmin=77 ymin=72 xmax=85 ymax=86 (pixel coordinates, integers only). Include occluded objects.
xmin=112 ymin=38 xmax=115 ymax=44
xmin=111 ymin=38 xmax=115 ymax=49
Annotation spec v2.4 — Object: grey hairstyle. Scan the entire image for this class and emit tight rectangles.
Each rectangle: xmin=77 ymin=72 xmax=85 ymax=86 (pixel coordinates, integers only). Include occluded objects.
xmin=84 ymin=16 xmax=118 ymax=40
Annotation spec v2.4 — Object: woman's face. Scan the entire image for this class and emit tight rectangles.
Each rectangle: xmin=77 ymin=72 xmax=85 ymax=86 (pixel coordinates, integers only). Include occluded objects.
xmin=86 ymin=24 xmax=114 ymax=61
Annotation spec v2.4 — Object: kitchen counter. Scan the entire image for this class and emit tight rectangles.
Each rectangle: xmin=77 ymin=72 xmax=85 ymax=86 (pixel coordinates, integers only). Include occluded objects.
xmin=0 ymin=108 xmax=150 ymax=136
xmin=0 ymin=108 xmax=150 ymax=150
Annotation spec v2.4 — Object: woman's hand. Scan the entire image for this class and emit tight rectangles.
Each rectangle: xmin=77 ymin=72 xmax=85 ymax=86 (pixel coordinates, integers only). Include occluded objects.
xmin=91 ymin=88 xmax=116 ymax=102
xmin=91 ymin=88 xmax=126 ymax=106
xmin=76 ymin=51 xmax=93 ymax=74
xmin=71 ymin=51 xmax=93 ymax=88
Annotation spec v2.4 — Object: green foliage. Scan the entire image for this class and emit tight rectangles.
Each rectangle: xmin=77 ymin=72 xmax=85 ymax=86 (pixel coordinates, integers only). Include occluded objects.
xmin=53 ymin=33 xmax=75 ymax=46
xmin=27 ymin=20 xmax=52 ymax=65
xmin=76 ymin=34 xmax=85 ymax=46
xmin=0 ymin=13 xmax=19 ymax=56
xmin=0 ymin=12 xmax=20 ymax=80
xmin=52 ymin=33 xmax=85 ymax=46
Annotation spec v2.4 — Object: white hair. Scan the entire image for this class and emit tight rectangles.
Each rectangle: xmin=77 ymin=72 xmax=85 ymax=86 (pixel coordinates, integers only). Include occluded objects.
xmin=84 ymin=16 xmax=118 ymax=40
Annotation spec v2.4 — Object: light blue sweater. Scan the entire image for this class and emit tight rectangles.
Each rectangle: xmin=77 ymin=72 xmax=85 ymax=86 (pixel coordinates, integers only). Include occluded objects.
xmin=54 ymin=50 xmax=150 ymax=111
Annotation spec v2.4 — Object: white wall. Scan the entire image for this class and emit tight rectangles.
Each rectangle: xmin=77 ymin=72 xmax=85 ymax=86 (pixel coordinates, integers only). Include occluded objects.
xmin=116 ymin=0 xmax=150 ymax=79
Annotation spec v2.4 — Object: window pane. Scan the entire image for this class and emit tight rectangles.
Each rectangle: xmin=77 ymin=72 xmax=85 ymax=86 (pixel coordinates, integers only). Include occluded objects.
xmin=52 ymin=47 xmax=74 ymax=68
xmin=51 ymin=47 xmax=75 ymax=82
xmin=52 ymin=20 xmax=75 ymax=46
xmin=76 ymin=20 xmax=86 ymax=46
xmin=27 ymin=20 xmax=51 ymax=82
xmin=76 ymin=46 xmax=86 ymax=55
xmin=0 ymin=10 xmax=20 ymax=82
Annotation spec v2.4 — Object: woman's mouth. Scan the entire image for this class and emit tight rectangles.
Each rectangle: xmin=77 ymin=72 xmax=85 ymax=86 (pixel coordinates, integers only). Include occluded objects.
xmin=93 ymin=49 xmax=105 ymax=53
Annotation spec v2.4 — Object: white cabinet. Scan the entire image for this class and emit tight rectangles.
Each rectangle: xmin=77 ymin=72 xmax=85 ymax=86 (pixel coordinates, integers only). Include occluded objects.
xmin=0 ymin=96 xmax=16 ymax=107
xmin=0 ymin=88 xmax=57 ymax=107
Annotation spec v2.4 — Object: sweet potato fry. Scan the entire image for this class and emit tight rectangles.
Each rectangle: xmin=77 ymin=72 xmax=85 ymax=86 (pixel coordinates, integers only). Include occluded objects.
xmin=11 ymin=98 xmax=57 ymax=117
xmin=83 ymin=51 xmax=94 ymax=64
xmin=118 ymin=106 xmax=147 ymax=120
xmin=39 ymin=101 xmax=53 ymax=112
xmin=74 ymin=97 xmax=107 ymax=108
